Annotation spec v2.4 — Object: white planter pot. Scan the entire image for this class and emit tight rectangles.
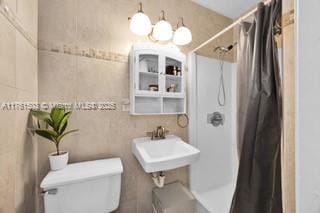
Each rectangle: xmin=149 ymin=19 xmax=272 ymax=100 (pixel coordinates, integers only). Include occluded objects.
xmin=48 ymin=151 xmax=69 ymax=171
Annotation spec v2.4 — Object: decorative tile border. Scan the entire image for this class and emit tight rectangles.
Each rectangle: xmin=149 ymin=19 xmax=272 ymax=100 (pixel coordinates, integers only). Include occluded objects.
xmin=283 ymin=9 xmax=294 ymax=28
xmin=38 ymin=40 xmax=129 ymax=63
xmin=0 ymin=1 xmax=37 ymax=48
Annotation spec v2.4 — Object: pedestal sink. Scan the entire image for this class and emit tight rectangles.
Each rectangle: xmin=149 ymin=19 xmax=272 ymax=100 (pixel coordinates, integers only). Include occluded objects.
xmin=132 ymin=135 xmax=200 ymax=173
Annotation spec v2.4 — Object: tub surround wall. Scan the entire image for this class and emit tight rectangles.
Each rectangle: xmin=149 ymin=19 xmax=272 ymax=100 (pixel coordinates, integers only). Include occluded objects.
xmin=0 ymin=0 xmax=38 ymax=212
xmin=37 ymin=0 xmax=233 ymax=212
xmin=189 ymin=55 xmax=236 ymax=213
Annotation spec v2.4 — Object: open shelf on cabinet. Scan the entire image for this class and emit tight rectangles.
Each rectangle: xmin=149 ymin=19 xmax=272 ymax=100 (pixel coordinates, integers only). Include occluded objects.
xmin=163 ymin=98 xmax=185 ymax=114
xmin=135 ymin=97 xmax=162 ymax=114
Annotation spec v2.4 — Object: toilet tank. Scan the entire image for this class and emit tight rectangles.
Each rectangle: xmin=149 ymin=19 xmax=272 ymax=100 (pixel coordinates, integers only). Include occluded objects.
xmin=41 ymin=158 xmax=123 ymax=213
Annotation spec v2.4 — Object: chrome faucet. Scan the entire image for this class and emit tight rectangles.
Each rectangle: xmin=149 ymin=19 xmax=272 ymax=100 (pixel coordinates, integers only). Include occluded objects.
xmin=146 ymin=126 xmax=169 ymax=140
xmin=156 ymin=126 xmax=165 ymax=139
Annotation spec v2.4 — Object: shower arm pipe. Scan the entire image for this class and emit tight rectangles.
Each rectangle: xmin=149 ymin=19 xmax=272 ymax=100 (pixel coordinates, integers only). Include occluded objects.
xmin=190 ymin=0 xmax=272 ymax=53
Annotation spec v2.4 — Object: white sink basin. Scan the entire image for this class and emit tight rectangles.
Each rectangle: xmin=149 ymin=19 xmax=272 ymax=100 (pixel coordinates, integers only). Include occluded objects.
xmin=132 ymin=135 xmax=200 ymax=173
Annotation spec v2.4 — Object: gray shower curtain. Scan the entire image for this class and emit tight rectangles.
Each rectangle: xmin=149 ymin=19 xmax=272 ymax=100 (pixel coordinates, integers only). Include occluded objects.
xmin=230 ymin=0 xmax=282 ymax=212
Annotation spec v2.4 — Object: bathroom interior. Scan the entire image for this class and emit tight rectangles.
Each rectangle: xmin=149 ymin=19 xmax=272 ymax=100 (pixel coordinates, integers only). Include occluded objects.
xmin=1 ymin=0 xmax=319 ymax=212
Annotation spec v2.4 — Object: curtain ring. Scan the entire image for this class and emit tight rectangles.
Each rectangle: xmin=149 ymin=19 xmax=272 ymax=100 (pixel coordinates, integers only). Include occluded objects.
xmin=177 ymin=114 xmax=189 ymax=128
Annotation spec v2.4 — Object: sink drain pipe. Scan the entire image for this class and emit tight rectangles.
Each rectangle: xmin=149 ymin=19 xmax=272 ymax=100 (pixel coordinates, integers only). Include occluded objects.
xmin=151 ymin=171 xmax=165 ymax=188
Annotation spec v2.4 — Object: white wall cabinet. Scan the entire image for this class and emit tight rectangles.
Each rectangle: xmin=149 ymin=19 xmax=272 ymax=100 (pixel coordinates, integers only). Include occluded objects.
xmin=130 ymin=43 xmax=186 ymax=115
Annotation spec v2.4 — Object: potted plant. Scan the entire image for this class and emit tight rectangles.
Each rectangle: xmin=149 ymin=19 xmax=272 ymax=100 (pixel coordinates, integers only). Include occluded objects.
xmin=31 ymin=106 xmax=78 ymax=170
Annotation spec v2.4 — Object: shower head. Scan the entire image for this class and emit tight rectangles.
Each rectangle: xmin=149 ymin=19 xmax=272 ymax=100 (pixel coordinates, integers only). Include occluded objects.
xmin=214 ymin=42 xmax=238 ymax=53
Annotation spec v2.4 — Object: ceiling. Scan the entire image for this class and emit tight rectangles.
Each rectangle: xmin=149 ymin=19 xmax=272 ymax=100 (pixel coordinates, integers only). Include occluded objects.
xmin=191 ymin=0 xmax=261 ymax=19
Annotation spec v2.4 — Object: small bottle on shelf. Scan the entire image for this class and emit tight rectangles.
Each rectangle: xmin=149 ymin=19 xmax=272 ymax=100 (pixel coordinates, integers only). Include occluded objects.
xmin=173 ymin=66 xmax=177 ymax=76
xmin=177 ymin=67 xmax=181 ymax=76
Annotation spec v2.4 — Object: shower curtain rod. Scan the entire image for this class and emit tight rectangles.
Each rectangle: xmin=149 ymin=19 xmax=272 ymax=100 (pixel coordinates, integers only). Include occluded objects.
xmin=191 ymin=0 xmax=272 ymax=53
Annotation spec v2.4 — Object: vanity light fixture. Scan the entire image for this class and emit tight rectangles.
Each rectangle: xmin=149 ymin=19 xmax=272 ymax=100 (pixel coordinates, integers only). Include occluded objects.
xmin=152 ymin=10 xmax=173 ymax=41
xmin=129 ymin=3 xmax=192 ymax=46
xmin=173 ymin=18 xmax=192 ymax=46
xmin=129 ymin=2 xmax=152 ymax=36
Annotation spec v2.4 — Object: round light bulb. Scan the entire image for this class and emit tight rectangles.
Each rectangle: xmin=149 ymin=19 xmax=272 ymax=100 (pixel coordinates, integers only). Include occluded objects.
xmin=129 ymin=12 xmax=152 ymax=36
xmin=173 ymin=26 xmax=192 ymax=45
xmin=152 ymin=20 xmax=173 ymax=41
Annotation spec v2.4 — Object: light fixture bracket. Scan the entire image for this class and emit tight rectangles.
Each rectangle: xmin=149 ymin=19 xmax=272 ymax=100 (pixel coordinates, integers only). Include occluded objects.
xmin=138 ymin=2 xmax=143 ymax=13
xmin=176 ymin=17 xmax=185 ymax=28
xmin=159 ymin=10 xmax=166 ymax=21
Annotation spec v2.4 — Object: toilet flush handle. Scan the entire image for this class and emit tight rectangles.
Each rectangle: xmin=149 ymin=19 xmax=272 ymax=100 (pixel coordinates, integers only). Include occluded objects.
xmin=41 ymin=188 xmax=58 ymax=196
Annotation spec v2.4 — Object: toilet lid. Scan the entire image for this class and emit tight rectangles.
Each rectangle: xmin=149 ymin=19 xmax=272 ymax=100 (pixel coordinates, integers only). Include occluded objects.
xmin=41 ymin=158 xmax=123 ymax=189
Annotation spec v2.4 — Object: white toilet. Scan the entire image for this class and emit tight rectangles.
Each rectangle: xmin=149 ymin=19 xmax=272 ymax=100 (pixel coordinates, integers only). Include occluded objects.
xmin=40 ymin=158 xmax=123 ymax=213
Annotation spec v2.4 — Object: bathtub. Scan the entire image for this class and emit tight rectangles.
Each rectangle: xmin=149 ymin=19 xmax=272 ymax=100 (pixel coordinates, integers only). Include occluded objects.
xmin=192 ymin=182 xmax=236 ymax=213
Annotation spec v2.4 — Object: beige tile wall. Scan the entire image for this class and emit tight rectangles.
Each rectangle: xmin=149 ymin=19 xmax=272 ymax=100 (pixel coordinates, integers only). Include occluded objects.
xmin=37 ymin=0 xmax=233 ymax=212
xmin=38 ymin=0 xmax=234 ymax=62
xmin=0 ymin=0 xmax=38 ymax=212
xmin=282 ymin=0 xmax=295 ymax=212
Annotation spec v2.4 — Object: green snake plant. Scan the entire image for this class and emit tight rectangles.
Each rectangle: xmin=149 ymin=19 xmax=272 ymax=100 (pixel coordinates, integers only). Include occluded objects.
xmin=31 ymin=106 xmax=78 ymax=155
